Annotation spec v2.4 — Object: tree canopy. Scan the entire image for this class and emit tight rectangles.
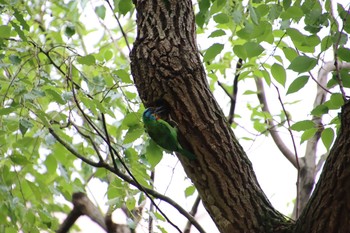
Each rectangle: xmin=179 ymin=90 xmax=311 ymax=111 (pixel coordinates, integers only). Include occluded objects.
xmin=1 ymin=0 xmax=350 ymax=232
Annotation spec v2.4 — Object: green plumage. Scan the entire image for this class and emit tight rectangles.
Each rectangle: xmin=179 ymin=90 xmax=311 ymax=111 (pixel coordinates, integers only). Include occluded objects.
xmin=143 ymin=108 xmax=195 ymax=160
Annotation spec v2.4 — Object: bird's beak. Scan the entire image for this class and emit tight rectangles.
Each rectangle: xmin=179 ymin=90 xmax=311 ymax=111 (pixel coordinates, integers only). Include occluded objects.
xmin=154 ymin=106 xmax=166 ymax=114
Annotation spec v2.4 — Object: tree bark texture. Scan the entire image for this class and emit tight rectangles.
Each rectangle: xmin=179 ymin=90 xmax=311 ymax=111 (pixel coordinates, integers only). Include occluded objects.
xmin=130 ymin=1 xmax=291 ymax=232
xmin=295 ymin=101 xmax=350 ymax=233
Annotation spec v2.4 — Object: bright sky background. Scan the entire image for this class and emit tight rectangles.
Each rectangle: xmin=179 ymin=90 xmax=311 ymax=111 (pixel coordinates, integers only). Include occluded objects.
xmin=69 ymin=0 xmax=350 ymax=232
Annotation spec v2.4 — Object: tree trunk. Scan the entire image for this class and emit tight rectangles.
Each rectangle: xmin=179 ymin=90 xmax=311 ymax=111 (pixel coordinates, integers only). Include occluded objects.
xmin=130 ymin=1 xmax=350 ymax=232
xmin=294 ymin=101 xmax=350 ymax=232
xmin=130 ymin=1 xmax=291 ymax=232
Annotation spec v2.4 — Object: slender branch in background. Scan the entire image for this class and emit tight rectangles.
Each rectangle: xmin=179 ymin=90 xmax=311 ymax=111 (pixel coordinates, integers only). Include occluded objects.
xmin=149 ymin=171 xmax=155 ymax=233
xmin=65 ymin=59 xmax=184 ymax=233
xmin=70 ymin=121 xmax=105 ymax=162
xmin=217 ymin=58 xmax=243 ymax=124
xmin=255 ymin=77 xmax=298 ymax=168
xmin=57 ymin=192 xmax=145 ymax=233
xmin=71 ymin=88 xmax=183 ymax=233
xmin=217 ymin=81 xmax=234 ymax=101
xmin=292 ymin=60 xmax=350 ymax=219
xmin=49 ymin=128 xmax=103 ymax=168
xmin=105 ymin=0 xmax=131 ymax=52
xmin=315 ymin=152 xmax=328 ymax=173
xmin=49 ymin=125 xmax=206 ymax=233
xmin=57 ymin=192 xmax=107 ymax=233
xmin=184 ymin=195 xmax=201 ymax=233
xmin=227 ymin=58 xmax=243 ymax=124
xmin=273 ymin=83 xmax=300 ymax=218
xmin=308 ymin=71 xmax=332 ymax=95
xmin=37 ymin=32 xmax=206 ymax=233
xmin=330 ymin=3 xmax=350 ymax=99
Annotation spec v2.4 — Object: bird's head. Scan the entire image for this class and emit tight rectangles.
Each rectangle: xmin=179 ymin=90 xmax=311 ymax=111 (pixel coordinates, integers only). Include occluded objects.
xmin=143 ymin=107 xmax=166 ymax=121
xmin=143 ymin=108 xmax=157 ymax=121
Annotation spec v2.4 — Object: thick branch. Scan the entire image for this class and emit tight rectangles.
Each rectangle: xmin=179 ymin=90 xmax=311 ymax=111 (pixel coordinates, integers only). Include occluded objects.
xmin=293 ymin=61 xmax=350 ymax=218
xmin=255 ymin=77 xmax=298 ymax=168
xmin=295 ymin=101 xmax=350 ymax=232
xmin=57 ymin=192 xmax=107 ymax=233
xmin=49 ymin=127 xmax=205 ymax=233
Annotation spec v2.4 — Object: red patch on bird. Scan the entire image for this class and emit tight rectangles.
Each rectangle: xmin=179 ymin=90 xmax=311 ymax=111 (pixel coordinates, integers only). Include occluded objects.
xmin=153 ymin=113 xmax=160 ymax=120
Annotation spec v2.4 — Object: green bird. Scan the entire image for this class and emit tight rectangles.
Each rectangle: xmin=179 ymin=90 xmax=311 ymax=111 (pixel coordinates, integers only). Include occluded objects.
xmin=143 ymin=107 xmax=196 ymax=160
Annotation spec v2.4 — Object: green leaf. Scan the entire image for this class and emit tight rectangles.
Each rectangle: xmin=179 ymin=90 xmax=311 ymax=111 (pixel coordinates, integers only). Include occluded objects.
xmin=291 ymin=120 xmax=315 ymax=131
xmin=104 ymin=50 xmax=113 ymax=61
xmin=321 ymin=128 xmax=334 ymax=151
xmin=301 ymin=128 xmax=318 ymax=144
xmin=203 ymin=43 xmax=224 ymax=62
xmin=261 ymin=69 xmax=271 ymax=86
xmin=281 ymin=6 xmax=304 ymax=21
xmin=330 ymin=93 xmax=344 ymax=108
xmin=271 ymin=63 xmax=286 ymax=86
xmin=338 ymin=47 xmax=350 ymax=62
xmin=232 ymin=8 xmax=243 ymax=24
xmin=233 ymin=45 xmax=247 ymax=60
xmin=283 ymin=0 xmax=292 ymax=10
xmin=249 ymin=5 xmax=259 ymax=24
xmin=199 ymin=0 xmax=210 ymax=12
xmin=9 ymin=55 xmax=21 ymax=65
xmin=10 ymin=153 xmax=31 ymax=165
xmin=311 ymin=104 xmax=329 ymax=117
xmin=0 ymin=25 xmax=11 ymax=38
xmin=126 ymin=196 xmax=136 ymax=210
xmin=286 ymin=76 xmax=309 ymax=94
xmin=288 ymin=56 xmax=317 ymax=73
xmin=124 ymin=127 xmax=144 ymax=144
xmin=19 ymin=118 xmax=33 ymax=135
xmin=153 ymin=211 xmax=166 ymax=222
xmin=10 ymin=21 xmax=27 ymax=41
xmin=282 ymin=47 xmax=298 ymax=62
xmin=321 ymin=36 xmax=332 ymax=52
xmin=45 ymin=88 xmax=66 ymax=105
xmin=208 ymin=29 xmax=226 ymax=38
xmin=244 ymin=42 xmax=264 ymax=58
xmin=253 ymin=121 xmax=267 ymax=133
xmin=213 ymin=13 xmax=229 ymax=24
xmin=77 ymin=54 xmax=96 ymax=65
xmin=64 ymin=25 xmax=75 ymax=38
xmin=95 ymin=5 xmax=106 ymax=19
xmin=44 ymin=155 xmax=58 ymax=174
xmin=184 ymin=185 xmax=196 ymax=197
xmin=114 ymin=69 xmax=132 ymax=83
xmin=268 ymin=4 xmax=282 ymax=20
xmin=119 ymin=0 xmax=133 ymax=15
xmin=145 ymin=140 xmax=163 ymax=168
xmin=13 ymin=8 xmax=30 ymax=31
xmin=123 ymin=112 xmax=141 ymax=127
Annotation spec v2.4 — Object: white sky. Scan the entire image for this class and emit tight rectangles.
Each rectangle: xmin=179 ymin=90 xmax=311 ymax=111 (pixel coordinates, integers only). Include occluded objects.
xmin=72 ymin=0 xmax=349 ymax=232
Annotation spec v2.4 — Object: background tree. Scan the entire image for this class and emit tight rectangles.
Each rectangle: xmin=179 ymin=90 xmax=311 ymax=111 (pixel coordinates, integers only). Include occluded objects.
xmin=0 ymin=0 xmax=349 ymax=233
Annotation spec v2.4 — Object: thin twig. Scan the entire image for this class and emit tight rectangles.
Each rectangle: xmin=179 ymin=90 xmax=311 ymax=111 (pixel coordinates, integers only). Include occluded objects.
xmin=149 ymin=171 xmax=155 ymax=233
xmin=255 ymin=78 xmax=297 ymax=168
xmin=227 ymin=58 xmax=243 ymax=124
xmin=105 ymin=0 xmax=131 ymax=52
xmin=331 ymin=3 xmax=349 ymax=99
xmin=70 ymin=72 xmax=183 ymax=233
xmin=48 ymin=126 xmax=206 ymax=233
xmin=184 ymin=195 xmax=201 ymax=233
xmin=273 ymin=83 xmax=300 ymax=218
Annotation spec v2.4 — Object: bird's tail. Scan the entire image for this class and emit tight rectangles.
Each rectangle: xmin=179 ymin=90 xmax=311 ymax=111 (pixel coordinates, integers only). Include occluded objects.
xmin=178 ymin=148 xmax=196 ymax=160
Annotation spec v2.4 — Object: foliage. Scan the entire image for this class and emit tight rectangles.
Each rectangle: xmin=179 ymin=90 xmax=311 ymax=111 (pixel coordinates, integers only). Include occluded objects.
xmin=0 ymin=0 xmax=349 ymax=232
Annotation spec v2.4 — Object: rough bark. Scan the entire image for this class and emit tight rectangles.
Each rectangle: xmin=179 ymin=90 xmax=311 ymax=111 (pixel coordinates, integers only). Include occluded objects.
xmin=295 ymin=100 xmax=350 ymax=232
xmin=130 ymin=1 xmax=291 ymax=232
